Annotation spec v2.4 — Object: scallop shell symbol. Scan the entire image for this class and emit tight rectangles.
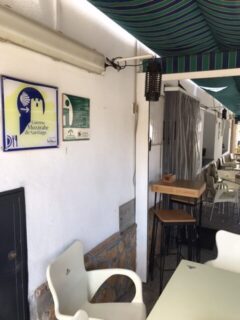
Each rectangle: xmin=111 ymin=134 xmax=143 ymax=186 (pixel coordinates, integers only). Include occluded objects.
xmin=20 ymin=91 xmax=30 ymax=107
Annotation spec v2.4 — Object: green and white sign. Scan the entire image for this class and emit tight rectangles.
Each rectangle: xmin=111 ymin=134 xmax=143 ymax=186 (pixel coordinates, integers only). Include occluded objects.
xmin=62 ymin=94 xmax=90 ymax=141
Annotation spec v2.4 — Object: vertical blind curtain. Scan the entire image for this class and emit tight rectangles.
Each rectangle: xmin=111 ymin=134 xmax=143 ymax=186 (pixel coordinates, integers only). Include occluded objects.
xmin=162 ymin=91 xmax=200 ymax=180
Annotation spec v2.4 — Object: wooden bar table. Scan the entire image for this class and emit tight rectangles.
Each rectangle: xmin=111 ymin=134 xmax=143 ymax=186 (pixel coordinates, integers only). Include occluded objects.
xmin=150 ymin=179 xmax=206 ymax=265
xmin=150 ymin=179 xmax=206 ymax=224
xmin=151 ymin=179 xmax=206 ymax=199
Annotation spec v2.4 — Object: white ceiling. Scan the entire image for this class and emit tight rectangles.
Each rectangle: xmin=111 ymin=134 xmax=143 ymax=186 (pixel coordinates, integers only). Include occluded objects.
xmin=0 ymin=0 xmax=55 ymax=27
xmin=0 ymin=0 xmax=137 ymax=57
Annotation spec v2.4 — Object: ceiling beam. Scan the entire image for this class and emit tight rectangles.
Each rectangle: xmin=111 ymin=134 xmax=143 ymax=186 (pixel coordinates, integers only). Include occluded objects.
xmin=163 ymin=68 xmax=240 ymax=81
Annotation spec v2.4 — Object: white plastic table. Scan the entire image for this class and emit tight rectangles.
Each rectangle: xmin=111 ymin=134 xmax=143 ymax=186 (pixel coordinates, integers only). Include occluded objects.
xmin=147 ymin=260 xmax=240 ymax=320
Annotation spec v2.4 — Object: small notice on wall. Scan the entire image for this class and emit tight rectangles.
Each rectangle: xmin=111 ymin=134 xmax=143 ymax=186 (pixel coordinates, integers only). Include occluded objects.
xmin=62 ymin=94 xmax=90 ymax=141
xmin=1 ymin=76 xmax=58 ymax=151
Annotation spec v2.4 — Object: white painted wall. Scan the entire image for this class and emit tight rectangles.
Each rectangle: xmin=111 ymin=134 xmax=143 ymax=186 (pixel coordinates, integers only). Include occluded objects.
xmin=222 ymin=120 xmax=231 ymax=153
xmin=0 ymin=41 xmax=137 ymax=295
xmin=0 ymin=0 xmax=159 ymax=302
xmin=148 ymin=96 xmax=164 ymax=208
xmin=214 ymin=117 xmax=224 ymax=160
xmin=135 ymin=73 xmax=149 ymax=282
xmin=0 ymin=3 xmax=157 ymax=311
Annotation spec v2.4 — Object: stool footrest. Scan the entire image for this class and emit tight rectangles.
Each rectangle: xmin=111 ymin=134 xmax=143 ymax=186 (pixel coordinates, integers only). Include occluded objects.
xmin=155 ymin=209 xmax=196 ymax=223
xmin=171 ymin=195 xmax=198 ymax=205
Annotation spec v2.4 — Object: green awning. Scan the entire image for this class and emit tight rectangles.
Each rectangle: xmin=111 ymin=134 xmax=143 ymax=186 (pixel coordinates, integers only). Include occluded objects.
xmin=89 ymin=0 xmax=240 ymax=57
xmin=158 ymin=50 xmax=240 ymax=74
xmin=89 ymin=0 xmax=240 ymax=114
xmin=193 ymin=77 xmax=240 ymax=115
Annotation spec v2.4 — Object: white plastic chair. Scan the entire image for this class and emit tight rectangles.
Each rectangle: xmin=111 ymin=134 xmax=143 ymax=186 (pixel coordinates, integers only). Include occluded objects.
xmin=222 ymin=162 xmax=239 ymax=170
xmin=205 ymin=230 xmax=240 ymax=273
xmin=210 ymin=188 xmax=239 ymax=221
xmin=219 ymin=155 xmax=238 ymax=169
xmin=46 ymin=241 xmax=146 ymax=320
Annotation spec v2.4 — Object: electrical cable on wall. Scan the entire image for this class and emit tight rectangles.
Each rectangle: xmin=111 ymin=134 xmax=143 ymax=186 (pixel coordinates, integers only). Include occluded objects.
xmin=105 ymin=54 xmax=155 ymax=70
xmin=105 ymin=57 xmax=143 ymax=71
xmin=105 ymin=55 xmax=162 ymax=102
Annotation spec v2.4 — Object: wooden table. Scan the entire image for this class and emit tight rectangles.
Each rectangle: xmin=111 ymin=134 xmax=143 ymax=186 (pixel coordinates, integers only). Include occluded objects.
xmin=147 ymin=260 xmax=240 ymax=320
xmin=150 ymin=179 xmax=206 ymax=264
xmin=151 ymin=179 xmax=206 ymax=223
xmin=151 ymin=179 xmax=206 ymax=199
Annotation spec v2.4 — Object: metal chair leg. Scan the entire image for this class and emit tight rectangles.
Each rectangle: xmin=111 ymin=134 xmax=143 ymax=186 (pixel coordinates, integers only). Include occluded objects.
xmin=176 ymin=225 xmax=182 ymax=265
xmin=159 ymin=224 xmax=166 ymax=294
xmin=210 ymin=203 xmax=215 ymax=221
xmin=149 ymin=214 xmax=158 ymax=280
xmin=187 ymin=225 xmax=193 ymax=261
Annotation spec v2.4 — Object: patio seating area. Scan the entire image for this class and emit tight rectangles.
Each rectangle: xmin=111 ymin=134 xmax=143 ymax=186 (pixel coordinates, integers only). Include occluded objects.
xmin=2 ymin=2 xmax=240 ymax=320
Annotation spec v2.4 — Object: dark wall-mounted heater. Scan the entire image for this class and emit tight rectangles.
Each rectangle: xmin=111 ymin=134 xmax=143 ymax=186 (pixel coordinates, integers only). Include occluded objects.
xmin=145 ymin=59 xmax=162 ymax=102
xmin=222 ymin=108 xmax=227 ymax=119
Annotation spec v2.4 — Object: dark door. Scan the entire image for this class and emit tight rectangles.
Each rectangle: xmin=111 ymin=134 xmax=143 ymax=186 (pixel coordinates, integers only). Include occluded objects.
xmin=0 ymin=187 xmax=29 ymax=320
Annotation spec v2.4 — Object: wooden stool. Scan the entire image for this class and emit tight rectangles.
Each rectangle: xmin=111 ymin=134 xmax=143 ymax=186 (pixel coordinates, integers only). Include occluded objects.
xmin=149 ymin=209 xmax=197 ymax=293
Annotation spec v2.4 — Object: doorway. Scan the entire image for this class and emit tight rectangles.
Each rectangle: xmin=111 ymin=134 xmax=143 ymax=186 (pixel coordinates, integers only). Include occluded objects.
xmin=0 ymin=187 xmax=29 ymax=320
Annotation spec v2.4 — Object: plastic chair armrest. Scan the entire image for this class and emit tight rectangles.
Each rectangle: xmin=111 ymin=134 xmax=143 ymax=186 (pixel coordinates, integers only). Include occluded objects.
xmin=87 ymin=268 xmax=143 ymax=303
xmin=54 ymin=310 xmax=85 ymax=320
xmin=56 ymin=309 xmax=103 ymax=320
xmin=204 ymin=259 xmax=216 ymax=267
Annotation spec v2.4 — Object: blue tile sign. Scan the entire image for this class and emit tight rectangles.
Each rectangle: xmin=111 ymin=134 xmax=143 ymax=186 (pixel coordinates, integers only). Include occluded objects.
xmin=1 ymin=76 xmax=58 ymax=151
